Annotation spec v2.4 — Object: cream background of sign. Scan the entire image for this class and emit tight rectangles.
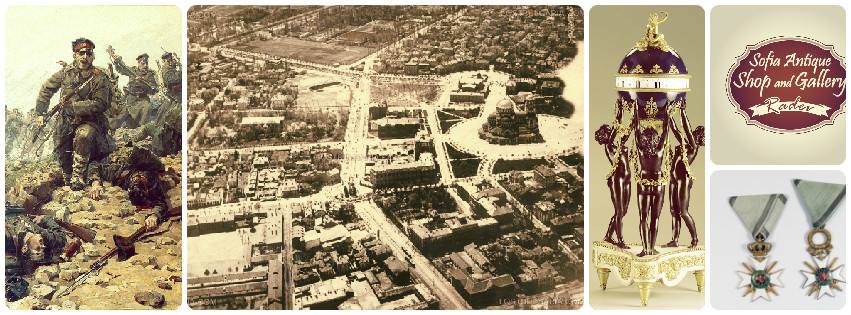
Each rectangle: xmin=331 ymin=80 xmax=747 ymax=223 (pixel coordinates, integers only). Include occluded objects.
xmin=710 ymin=6 xmax=846 ymax=165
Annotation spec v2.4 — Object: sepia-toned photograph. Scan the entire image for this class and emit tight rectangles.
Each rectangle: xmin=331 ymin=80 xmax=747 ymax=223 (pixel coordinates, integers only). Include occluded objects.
xmin=186 ymin=5 xmax=584 ymax=310
xmin=5 ymin=5 xmax=183 ymax=310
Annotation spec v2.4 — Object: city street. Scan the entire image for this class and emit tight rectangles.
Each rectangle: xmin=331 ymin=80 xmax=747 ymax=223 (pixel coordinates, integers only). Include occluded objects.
xmin=353 ymin=201 xmax=472 ymax=310
xmin=187 ymin=5 xmax=584 ymax=310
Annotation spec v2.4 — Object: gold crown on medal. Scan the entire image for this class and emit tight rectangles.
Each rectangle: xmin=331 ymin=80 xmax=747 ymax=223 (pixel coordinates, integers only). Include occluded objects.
xmin=748 ymin=240 xmax=772 ymax=261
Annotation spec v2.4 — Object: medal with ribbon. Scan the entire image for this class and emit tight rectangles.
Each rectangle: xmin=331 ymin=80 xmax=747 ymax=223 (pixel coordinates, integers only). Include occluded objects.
xmin=792 ymin=179 xmax=846 ymax=299
xmin=729 ymin=194 xmax=787 ymax=301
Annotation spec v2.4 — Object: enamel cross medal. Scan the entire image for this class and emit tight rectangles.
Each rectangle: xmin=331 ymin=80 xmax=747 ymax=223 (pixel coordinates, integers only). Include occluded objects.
xmin=730 ymin=194 xmax=786 ymax=301
xmin=792 ymin=179 xmax=846 ymax=299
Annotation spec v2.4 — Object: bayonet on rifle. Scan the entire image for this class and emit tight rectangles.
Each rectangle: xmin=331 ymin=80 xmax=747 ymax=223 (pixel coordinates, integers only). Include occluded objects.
xmin=53 ymin=224 xmax=146 ymax=300
xmin=53 ymin=206 xmax=180 ymax=300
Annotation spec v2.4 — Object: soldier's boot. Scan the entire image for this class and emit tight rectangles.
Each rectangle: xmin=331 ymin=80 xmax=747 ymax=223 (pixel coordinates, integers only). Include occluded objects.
xmin=70 ymin=153 xmax=88 ymax=191
xmin=64 ymin=173 xmax=73 ymax=187
xmin=59 ymin=149 xmax=74 ymax=188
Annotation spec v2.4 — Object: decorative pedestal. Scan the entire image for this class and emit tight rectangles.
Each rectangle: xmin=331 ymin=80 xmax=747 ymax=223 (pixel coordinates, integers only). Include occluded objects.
xmin=592 ymin=241 xmax=705 ymax=307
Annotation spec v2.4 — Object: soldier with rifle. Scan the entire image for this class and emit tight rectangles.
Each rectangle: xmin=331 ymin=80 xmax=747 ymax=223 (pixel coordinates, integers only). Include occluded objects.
xmin=34 ymin=38 xmax=114 ymax=191
xmin=6 ymin=143 xmax=179 ymax=301
xmin=54 ymin=142 xmax=182 ymax=301
xmin=106 ymin=45 xmax=158 ymax=128
xmin=132 ymin=51 xmax=182 ymax=157
xmin=159 ymin=51 xmax=181 ymax=102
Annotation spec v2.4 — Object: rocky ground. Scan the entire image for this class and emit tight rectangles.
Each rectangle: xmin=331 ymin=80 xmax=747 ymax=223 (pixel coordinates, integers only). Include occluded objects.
xmin=6 ymin=155 xmax=183 ymax=310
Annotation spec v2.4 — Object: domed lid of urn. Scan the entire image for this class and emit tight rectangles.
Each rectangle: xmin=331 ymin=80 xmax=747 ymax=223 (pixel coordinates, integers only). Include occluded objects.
xmin=616 ymin=12 xmax=687 ymax=76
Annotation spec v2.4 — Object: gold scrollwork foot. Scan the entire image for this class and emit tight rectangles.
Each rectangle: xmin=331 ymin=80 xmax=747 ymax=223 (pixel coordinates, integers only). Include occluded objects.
xmin=694 ymin=270 xmax=705 ymax=293
xmin=638 ymin=282 xmax=653 ymax=307
xmin=597 ymin=268 xmax=611 ymax=290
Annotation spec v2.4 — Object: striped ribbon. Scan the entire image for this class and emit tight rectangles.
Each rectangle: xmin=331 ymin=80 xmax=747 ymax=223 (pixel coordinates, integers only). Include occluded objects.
xmin=729 ymin=194 xmax=786 ymax=240
xmin=792 ymin=179 xmax=846 ymax=229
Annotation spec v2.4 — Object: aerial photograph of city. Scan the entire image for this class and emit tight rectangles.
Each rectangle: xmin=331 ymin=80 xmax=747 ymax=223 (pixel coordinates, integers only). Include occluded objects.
xmin=186 ymin=5 xmax=584 ymax=310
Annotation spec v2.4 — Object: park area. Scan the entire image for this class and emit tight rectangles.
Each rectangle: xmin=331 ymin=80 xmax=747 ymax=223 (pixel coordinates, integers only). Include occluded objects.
xmin=295 ymin=72 xmax=352 ymax=109
xmin=243 ymin=37 xmax=372 ymax=65
xmin=371 ymin=82 xmax=442 ymax=107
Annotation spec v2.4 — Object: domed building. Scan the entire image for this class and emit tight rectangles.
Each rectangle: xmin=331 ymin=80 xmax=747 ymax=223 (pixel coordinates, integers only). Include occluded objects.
xmin=478 ymin=98 xmax=543 ymax=145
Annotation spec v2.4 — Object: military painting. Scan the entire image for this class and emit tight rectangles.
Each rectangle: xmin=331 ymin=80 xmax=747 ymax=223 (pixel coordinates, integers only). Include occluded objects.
xmin=187 ymin=5 xmax=584 ymax=310
xmin=5 ymin=6 xmax=183 ymax=310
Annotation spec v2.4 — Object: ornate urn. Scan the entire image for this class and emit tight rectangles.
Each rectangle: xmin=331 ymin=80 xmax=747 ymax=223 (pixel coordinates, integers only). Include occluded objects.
xmin=593 ymin=11 xmax=705 ymax=307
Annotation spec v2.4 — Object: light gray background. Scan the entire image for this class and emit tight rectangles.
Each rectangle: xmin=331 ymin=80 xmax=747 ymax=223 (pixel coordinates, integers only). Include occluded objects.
xmin=710 ymin=170 xmax=846 ymax=309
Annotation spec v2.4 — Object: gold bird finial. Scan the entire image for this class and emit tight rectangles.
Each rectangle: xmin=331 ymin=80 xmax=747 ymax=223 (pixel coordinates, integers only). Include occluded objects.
xmin=635 ymin=11 xmax=671 ymax=52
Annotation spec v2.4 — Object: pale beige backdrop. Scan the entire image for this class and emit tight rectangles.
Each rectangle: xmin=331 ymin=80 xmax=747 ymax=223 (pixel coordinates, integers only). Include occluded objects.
xmin=589 ymin=5 xmax=705 ymax=309
xmin=5 ymin=6 xmax=183 ymax=112
xmin=710 ymin=6 xmax=846 ymax=164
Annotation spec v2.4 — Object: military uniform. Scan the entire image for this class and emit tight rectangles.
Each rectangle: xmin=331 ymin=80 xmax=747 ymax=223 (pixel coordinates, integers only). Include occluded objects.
xmin=36 ymin=41 xmax=114 ymax=190
xmin=5 ymin=109 xmax=25 ymax=155
xmin=113 ymin=55 xmax=158 ymax=127
xmin=137 ymin=100 xmax=181 ymax=156
xmin=93 ymin=144 xmax=164 ymax=189
xmin=5 ymin=210 xmax=68 ymax=276
xmin=160 ymin=53 xmax=182 ymax=102
xmin=132 ymin=53 xmax=181 ymax=156
xmin=90 ymin=144 xmax=177 ymax=224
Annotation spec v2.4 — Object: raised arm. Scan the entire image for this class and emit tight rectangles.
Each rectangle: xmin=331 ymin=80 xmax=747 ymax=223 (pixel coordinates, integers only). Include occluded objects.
xmin=596 ymin=124 xmax=617 ymax=165
xmin=669 ymin=99 xmax=704 ymax=164
xmin=113 ymin=56 xmax=135 ymax=77
xmin=669 ymin=108 xmax=684 ymax=146
xmin=623 ymin=102 xmax=638 ymax=143
xmin=107 ymin=46 xmax=135 ymax=77
xmin=677 ymin=100 xmax=696 ymax=148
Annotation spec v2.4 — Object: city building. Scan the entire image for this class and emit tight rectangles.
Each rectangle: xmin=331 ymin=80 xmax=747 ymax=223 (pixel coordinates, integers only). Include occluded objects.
xmin=479 ymin=98 xmax=543 ymax=145
xmin=409 ymin=215 xmax=498 ymax=255
xmin=456 ymin=179 xmax=515 ymax=227
xmin=449 ymin=73 xmax=489 ymax=104
xmin=366 ymin=137 xmax=439 ymax=189
xmin=439 ymin=244 xmax=517 ymax=307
